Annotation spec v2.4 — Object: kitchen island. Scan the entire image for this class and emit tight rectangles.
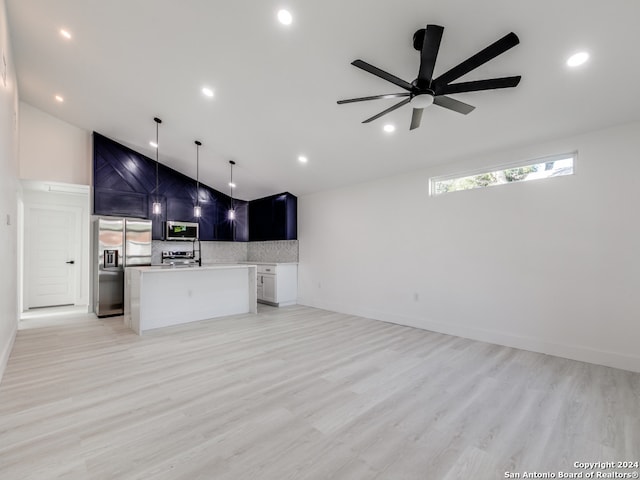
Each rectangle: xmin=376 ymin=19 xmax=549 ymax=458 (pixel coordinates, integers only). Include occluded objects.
xmin=124 ymin=264 xmax=257 ymax=335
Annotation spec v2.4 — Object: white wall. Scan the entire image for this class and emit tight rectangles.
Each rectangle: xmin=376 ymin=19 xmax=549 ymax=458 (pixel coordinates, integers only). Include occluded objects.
xmin=0 ymin=0 xmax=20 ymax=380
xmin=298 ymin=122 xmax=640 ymax=372
xmin=19 ymin=101 xmax=91 ymax=185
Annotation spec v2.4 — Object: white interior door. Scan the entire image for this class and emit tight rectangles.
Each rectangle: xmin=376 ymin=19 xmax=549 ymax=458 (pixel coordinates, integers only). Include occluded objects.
xmin=26 ymin=206 xmax=80 ymax=308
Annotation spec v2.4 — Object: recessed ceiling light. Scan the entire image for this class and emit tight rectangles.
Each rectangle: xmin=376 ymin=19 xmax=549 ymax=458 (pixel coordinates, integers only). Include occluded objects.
xmin=60 ymin=29 xmax=72 ymax=40
xmin=228 ymin=182 xmax=236 ymax=188
xmin=567 ymin=51 xmax=589 ymax=67
xmin=202 ymin=87 xmax=214 ymax=98
xmin=298 ymin=155 xmax=308 ymax=163
xmin=55 ymin=95 xmax=64 ymax=102
xmin=277 ymin=9 xmax=293 ymax=25
xmin=149 ymin=141 xmax=158 ymax=148
xmin=383 ymin=124 xmax=395 ymax=133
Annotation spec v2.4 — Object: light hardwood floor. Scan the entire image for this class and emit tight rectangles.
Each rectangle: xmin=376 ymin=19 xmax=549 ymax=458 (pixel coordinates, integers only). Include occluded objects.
xmin=1 ymin=305 xmax=638 ymax=479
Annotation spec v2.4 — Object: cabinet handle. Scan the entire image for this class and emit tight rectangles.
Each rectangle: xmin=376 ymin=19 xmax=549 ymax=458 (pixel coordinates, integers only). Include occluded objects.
xmin=265 ymin=268 xmax=271 ymax=272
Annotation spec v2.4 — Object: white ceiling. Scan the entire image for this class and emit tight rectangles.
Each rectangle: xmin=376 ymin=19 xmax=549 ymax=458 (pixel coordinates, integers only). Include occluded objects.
xmin=6 ymin=0 xmax=640 ymax=200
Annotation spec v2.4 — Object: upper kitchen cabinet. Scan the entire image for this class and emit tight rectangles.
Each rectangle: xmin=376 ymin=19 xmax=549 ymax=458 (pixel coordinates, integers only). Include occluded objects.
xmin=92 ymin=133 xmax=247 ymax=241
xmin=233 ymin=201 xmax=249 ymax=242
xmin=249 ymin=193 xmax=297 ymax=241
xmin=218 ymin=200 xmax=249 ymax=242
xmin=93 ymin=132 xmax=156 ymax=219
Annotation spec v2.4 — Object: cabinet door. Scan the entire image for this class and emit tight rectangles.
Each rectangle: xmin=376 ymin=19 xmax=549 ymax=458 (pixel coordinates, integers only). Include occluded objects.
xmin=248 ymin=197 xmax=272 ymax=241
xmin=214 ymin=199 xmax=234 ymax=241
xmin=94 ymin=188 xmax=149 ymax=218
xmin=262 ymin=274 xmax=276 ymax=303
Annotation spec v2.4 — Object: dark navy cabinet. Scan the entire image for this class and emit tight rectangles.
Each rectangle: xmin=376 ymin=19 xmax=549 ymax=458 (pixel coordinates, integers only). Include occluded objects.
xmin=93 ymin=132 xmax=296 ymax=242
xmin=233 ymin=201 xmax=249 ymax=242
xmin=93 ymin=132 xmax=247 ymax=241
xmin=248 ymin=193 xmax=297 ymax=241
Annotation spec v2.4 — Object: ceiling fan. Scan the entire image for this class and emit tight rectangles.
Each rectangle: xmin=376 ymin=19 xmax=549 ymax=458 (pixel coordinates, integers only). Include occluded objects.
xmin=337 ymin=25 xmax=521 ymax=130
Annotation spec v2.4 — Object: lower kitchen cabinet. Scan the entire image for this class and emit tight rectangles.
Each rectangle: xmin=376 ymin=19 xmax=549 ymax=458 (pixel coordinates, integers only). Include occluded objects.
xmin=261 ymin=274 xmax=276 ymax=303
xmin=256 ymin=263 xmax=297 ymax=307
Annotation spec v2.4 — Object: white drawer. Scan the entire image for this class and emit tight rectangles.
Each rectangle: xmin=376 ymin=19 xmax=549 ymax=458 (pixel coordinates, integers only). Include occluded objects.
xmin=257 ymin=265 xmax=276 ymax=274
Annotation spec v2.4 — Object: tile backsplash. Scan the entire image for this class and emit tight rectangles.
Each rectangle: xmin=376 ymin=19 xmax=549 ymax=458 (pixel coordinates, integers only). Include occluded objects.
xmin=152 ymin=240 xmax=298 ymax=264
xmin=247 ymin=240 xmax=298 ymax=263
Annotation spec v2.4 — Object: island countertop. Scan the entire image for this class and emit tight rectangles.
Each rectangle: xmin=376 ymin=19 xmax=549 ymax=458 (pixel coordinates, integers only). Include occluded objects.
xmin=134 ymin=263 xmax=257 ymax=273
xmin=124 ymin=263 xmax=257 ymax=335
xmin=238 ymin=261 xmax=299 ymax=265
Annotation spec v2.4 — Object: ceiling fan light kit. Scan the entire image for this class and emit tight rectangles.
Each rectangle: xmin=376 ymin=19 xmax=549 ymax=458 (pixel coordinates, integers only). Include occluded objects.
xmin=411 ymin=94 xmax=434 ymax=109
xmin=338 ymin=24 xmax=522 ymax=130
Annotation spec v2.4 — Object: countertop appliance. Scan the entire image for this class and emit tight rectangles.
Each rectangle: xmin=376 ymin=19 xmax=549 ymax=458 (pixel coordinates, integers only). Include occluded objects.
xmin=94 ymin=217 xmax=152 ymax=317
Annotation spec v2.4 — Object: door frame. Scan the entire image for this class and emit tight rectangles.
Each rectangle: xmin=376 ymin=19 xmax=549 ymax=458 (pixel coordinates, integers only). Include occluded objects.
xmin=20 ymin=181 xmax=90 ymax=313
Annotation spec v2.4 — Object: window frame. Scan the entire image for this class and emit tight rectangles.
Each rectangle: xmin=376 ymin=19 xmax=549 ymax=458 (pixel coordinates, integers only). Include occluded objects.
xmin=429 ymin=152 xmax=577 ymax=197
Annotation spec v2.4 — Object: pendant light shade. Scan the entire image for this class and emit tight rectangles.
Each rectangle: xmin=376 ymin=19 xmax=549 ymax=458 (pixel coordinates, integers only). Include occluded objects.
xmin=228 ymin=160 xmax=236 ymax=220
xmin=152 ymin=117 xmax=162 ymax=215
xmin=194 ymin=140 xmax=202 ymax=218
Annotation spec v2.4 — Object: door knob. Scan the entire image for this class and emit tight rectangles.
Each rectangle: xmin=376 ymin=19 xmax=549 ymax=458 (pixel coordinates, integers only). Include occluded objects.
xmin=66 ymin=260 xmax=75 ymax=264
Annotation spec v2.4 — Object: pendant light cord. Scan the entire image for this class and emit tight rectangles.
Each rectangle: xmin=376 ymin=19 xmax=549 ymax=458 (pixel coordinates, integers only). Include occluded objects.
xmin=229 ymin=160 xmax=235 ymax=211
xmin=154 ymin=117 xmax=162 ymax=194
xmin=155 ymin=122 xmax=158 ymax=193
xmin=195 ymin=141 xmax=201 ymax=207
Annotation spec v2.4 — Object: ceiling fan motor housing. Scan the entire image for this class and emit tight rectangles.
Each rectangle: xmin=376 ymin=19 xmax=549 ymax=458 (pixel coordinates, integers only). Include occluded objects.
xmin=413 ymin=28 xmax=426 ymax=51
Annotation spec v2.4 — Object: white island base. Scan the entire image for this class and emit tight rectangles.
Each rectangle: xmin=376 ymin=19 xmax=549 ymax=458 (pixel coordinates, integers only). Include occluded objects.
xmin=124 ymin=264 xmax=257 ymax=335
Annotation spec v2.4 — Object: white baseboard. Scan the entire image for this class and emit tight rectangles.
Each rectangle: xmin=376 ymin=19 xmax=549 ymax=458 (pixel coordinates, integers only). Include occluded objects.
xmin=0 ymin=323 xmax=17 ymax=384
xmin=298 ymin=298 xmax=640 ymax=373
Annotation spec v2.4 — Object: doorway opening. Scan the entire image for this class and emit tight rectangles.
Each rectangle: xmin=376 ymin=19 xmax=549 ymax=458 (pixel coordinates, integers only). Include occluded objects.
xmin=19 ymin=180 xmax=91 ymax=323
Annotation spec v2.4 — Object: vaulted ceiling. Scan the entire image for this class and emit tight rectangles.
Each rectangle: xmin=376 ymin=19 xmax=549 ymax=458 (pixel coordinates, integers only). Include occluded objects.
xmin=7 ymin=0 xmax=640 ymax=200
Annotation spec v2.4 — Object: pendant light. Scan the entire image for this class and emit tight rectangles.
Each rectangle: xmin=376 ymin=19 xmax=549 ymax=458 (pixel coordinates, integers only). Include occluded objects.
xmin=228 ymin=160 xmax=236 ymax=220
xmin=152 ymin=117 xmax=162 ymax=215
xmin=194 ymin=140 xmax=202 ymax=218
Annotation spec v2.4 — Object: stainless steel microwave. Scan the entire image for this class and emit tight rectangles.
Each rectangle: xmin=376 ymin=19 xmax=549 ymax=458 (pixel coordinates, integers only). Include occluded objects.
xmin=165 ymin=221 xmax=199 ymax=241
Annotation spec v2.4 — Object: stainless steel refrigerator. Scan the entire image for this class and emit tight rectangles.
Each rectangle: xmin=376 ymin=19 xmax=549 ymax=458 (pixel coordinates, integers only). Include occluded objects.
xmin=93 ymin=217 xmax=152 ymax=317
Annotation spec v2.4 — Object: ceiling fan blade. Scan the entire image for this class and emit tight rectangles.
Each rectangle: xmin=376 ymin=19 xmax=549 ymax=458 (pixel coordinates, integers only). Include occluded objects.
xmin=433 ymin=95 xmax=476 ymax=115
xmin=439 ymin=76 xmax=521 ymax=95
xmin=337 ymin=93 xmax=411 ymax=104
xmin=433 ymin=32 xmax=520 ymax=87
xmin=352 ymin=60 xmax=414 ymax=91
xmin=410 ymin=108 xmax=424 ymax=130
xmin=362 ymin=97 xmax=412 ymax=123
xmin=418 ymin=24 xmax=444 ymax=86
